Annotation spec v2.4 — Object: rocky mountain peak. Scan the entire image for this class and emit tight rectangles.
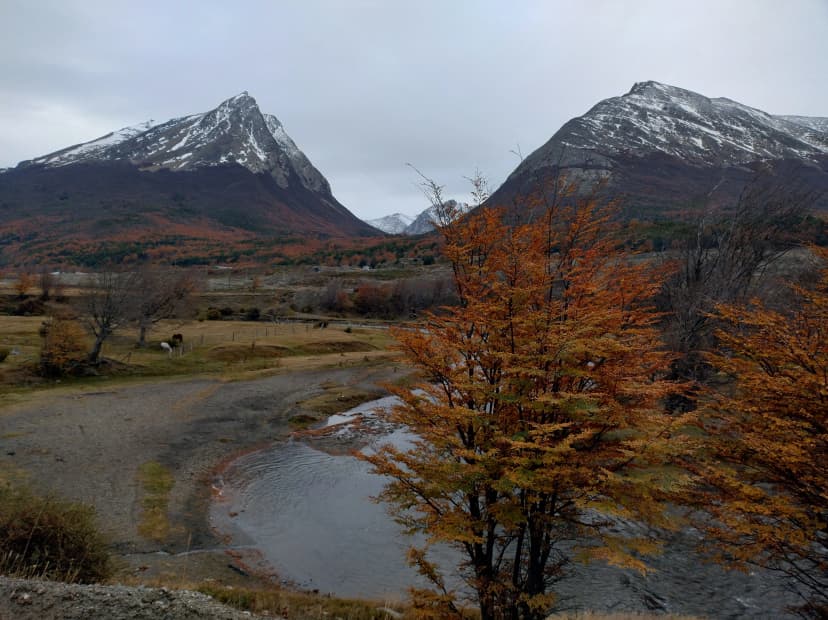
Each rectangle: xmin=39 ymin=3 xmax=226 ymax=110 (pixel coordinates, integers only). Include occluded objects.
xmin=627 ymin=80 xmax=685 ymax=97
xmin=365 ymin=212 xmax=414 ymax=234
xmin=511 ymin=81 xmax=828 ymax=178
xmin=16 ymin=92 xmax=333 ymax=196
xmin=624 ymin=81 xmax=716 ymax=113
xmin=488 ymin=81 xmax=828 ymax=219
xmin=209 ymin=91 xmax=261 ymax=119
xmin=0 ymin=92 xmax=380 ymax=252
xmin=206 ymin=92 xmax=268 ymax=130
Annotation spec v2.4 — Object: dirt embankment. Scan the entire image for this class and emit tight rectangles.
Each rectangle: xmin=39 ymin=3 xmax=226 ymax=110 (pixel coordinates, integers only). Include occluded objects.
xmin=0 ymin=363 xmax=401 ymax=585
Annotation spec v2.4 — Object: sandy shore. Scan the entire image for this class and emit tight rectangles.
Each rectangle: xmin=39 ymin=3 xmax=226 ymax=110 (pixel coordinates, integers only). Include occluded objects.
xmin=0 ymin=363 xmax=399 ymax=585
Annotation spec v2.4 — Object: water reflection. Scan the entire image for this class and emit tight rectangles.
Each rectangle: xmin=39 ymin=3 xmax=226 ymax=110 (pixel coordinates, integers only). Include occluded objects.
xmin=212 ymin=436 xmax=458 ymax=599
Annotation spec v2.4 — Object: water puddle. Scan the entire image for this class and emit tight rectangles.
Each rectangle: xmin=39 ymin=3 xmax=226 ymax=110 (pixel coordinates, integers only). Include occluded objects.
xmin=211 ymin=430 xmax=457 ymax=599
xmin=211 ymin=397 xmax=804 ymax=615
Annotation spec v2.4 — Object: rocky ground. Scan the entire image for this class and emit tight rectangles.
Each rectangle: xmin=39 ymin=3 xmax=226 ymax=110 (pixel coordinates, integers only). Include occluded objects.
xmin=0 ymin=576 xmax=266 ymax=620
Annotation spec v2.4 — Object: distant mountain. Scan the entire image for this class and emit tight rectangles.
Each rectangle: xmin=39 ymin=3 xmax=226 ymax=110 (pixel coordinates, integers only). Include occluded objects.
xmin=488 ymin=81 xmax=828 ymax=218
xmin=0 ymin=92 xmax=377 ymax=265
xmin=366 ymin=201 xmax=470 ymax=236
xmin=403 ymin=201 xmax=469 ymax=235
xmin=365 ymin=212 xmax=414 ymax=234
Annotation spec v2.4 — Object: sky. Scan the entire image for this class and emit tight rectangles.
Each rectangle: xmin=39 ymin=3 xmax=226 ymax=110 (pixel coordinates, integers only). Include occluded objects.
xmin=1 ymin=0 xmax=826 ymax=221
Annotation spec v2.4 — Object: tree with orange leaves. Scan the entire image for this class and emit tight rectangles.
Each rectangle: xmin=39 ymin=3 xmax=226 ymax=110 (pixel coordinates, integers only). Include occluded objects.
xmin=14 ymin=272 xmax=34 ymax=299
xmin=362 ymin=180 xmax=695 ymax=620
xmin=697 ymin=248 xmax=827 ymax=618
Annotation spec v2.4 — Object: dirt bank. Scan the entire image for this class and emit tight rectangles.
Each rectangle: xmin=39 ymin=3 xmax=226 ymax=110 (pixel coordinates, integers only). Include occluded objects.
xmin=0 ymin=363 xmax=400 ymax=585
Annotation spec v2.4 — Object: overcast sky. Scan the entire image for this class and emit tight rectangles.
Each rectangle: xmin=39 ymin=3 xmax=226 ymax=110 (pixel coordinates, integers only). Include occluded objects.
xmin=1 ymin=0 xmax=826 ymax=220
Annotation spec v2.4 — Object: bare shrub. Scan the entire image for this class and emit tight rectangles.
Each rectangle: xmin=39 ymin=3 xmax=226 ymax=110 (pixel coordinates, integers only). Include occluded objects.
xmin=0 ymin=485 xmax=111 ymax=584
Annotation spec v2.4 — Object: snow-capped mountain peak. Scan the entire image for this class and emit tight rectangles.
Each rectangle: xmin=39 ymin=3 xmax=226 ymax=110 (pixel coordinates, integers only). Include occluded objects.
xmin=365 ymin=201 xmax=470 ymax=236
xmin=365 ymin=212 xmax=414 ymax=234
xmin=490 ymin=80 xmax=828 ymax=219
xmin=404 ymin=200 xmax=470 ymax=235
xmin=527 ymin=80 xmax=828 ymax=174
xmin=18 ymin=92 xmax=333 ymax=196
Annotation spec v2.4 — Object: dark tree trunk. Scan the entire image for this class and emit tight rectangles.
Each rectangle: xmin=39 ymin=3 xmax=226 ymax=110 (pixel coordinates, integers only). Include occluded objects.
xmin=138 ymin=321 xmax=149 ymax=347
xmin=88 ymin=333 xmax=106 ymax=364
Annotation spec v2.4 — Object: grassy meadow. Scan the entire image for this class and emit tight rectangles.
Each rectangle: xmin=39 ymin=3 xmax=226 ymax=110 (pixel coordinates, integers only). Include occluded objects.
xmin=0 ymin=312 xmax=398 ymax=397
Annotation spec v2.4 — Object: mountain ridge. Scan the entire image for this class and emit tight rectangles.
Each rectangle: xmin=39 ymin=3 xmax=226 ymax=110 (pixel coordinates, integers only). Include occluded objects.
xmin=365 ymin=213 xmax=414 ymax=234
xmin=489 ymin=80 xmax=828 ymax=218
xmin=365 ymin=201 xmax=471 ymax=236
xmin=16 ymin=92 xmax=336 ymax=199
xmin=521 ymin=81 xmax=827 ymax=171
xmin=0 ymin=92 xmax=378 ymax=264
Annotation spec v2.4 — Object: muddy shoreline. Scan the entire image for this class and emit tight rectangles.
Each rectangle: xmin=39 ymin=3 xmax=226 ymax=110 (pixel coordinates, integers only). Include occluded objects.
xmin=0 ymin=362 xmax=401 ymax=587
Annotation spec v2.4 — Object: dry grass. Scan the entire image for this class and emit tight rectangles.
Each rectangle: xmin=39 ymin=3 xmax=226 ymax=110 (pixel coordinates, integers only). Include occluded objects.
xmin=288 ymin=385 xmax=383 ymax=429
xmin=302 ymin=385 xmax=382 ymax=415
xmin=0 ymin=315 xmax=399 ymax=396
xmin=122 ymin=578 xmax=706 ymax=620
xmin=0 ymin=484 xmax=112 ymax=584
xmin=549 ymin=614 xmax=704 ymax=620
xmin=197 ymin=583 xmax=412 ymax=619
xmin=206 ymin=343 xmax=291 ymax=362
xmin=116 ymin=569 xmax=416 ymax=619
xmin=136 ymin=461 xmax=175 ymax=542
xmin=0 ymin=315 xmax=44 ymax=370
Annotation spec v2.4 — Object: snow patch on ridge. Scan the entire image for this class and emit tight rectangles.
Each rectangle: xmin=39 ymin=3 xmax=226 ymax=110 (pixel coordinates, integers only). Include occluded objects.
xmin=30 ymin=119 xmax=158 ymax=167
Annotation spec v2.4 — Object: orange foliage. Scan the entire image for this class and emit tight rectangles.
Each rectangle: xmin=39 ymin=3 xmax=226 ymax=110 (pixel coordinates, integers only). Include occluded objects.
xmin=698 ymin=248 xmax=827 ymax=617
xmin=39 ymin=316 xmax=87 ymax=376
xmin=14 ymin=272 xmax=34 ymax=298
xmin=362 ymin=188 xmax=695 ymax=619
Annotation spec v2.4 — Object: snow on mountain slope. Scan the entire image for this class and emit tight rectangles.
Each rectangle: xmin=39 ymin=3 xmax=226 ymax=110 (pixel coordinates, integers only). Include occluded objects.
xmin=519 ymin=81 xmax=828 ymax=176
xmin=365 ymin=202 xmax=470 ymax=236
xmin=262 ymin=114 xmax=330 ymax=194
xmin=488 ymin=81 xmax=828 ymax=218
xmin=18 ymin=92 xmax=333 ymax=196
xmin=31 ymin=120 xmax=159 ymax=167
xmin=780 ymin=115 xmax=828 ymax=134
xmin=365 ymin=212 xmax=414 ymax=234
xmin=404 ymin=200 xmax=469 ymax=235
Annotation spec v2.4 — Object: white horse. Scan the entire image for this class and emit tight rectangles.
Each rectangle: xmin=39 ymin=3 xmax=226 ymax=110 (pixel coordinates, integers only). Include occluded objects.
xmin=160 ymin=342 xmax=173 ymax=358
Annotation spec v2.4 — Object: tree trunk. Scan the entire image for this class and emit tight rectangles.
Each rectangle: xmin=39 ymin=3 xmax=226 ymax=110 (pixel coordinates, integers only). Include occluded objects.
xmin=138 ymin=321 xmax=149 ymax=347
xmin=477 ymin=586 xmax=496 ymax=620
xmin=88 ymin=334 xmax=105 ymax=364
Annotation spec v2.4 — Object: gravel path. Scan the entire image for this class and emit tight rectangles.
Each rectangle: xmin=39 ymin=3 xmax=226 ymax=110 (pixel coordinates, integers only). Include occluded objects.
xmin=0 ymin=364 xmax=397 ymax=571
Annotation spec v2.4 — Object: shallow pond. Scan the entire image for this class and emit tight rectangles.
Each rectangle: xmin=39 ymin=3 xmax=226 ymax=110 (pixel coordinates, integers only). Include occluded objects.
xmin=211 ymin=398 xmax=804 ymax=617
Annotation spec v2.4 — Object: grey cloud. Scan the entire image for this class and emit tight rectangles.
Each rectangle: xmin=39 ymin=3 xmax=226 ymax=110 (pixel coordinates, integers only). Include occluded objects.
xmin=1 ymin=0 xmax=826 ymax=219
